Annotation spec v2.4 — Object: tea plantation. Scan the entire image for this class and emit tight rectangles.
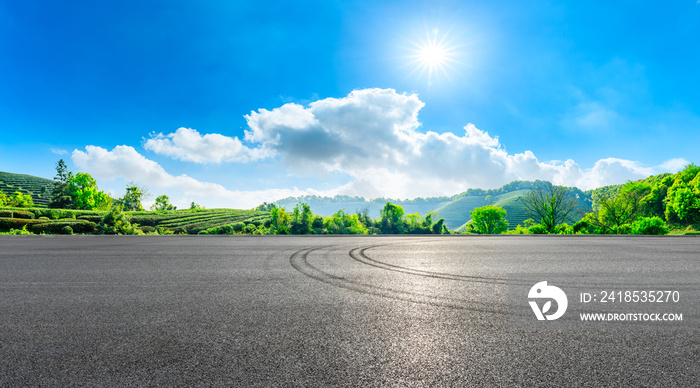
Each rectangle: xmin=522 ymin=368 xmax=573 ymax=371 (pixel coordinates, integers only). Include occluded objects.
xmin=0 ymin=207 xmax=270 ymax=235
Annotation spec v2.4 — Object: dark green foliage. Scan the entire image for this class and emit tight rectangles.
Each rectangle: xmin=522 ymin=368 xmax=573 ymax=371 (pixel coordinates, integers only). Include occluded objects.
xmin=97 ymin=206 xmax=142 ymax=235
xmin=61 ymin=225 xmax=74 ymax=235
xmin=0 ymin=218 xmax=35 ymax=231
xmin=151 ymin=195 xmax=176 ymax=211
xmin=630 ymin=217 xmax=668 ymax=235
xmin=0 ymin=209 xmax=35 ymax=219
xmin=468 ymin=205 xmax=508 ymax=234
xmin=30 ymin=220 xmax=96 ymax=234
xmin=432 ymin=218 xmax=447 ymax=234
xmin=255 ymin=202 xmax=276 ymax=211
xmin=190 ymin=202 xmax=205 ymax=210
xmin=0 ymin=171 xmax=56 ymax=208
xmin=49 ymin=159 xmax=73 ymax=208
xmin=528 ymin=224 xmax=548 ymax=234
xmin=520 ymin=182 xmax=579 ymax=234
xmin=77 ymin=215 xmax=104 ymax=223
xmin=9 ymin=191 xmax=34 ymax=208
xmin=117 ymin=183 xmax=149 ymax=211
xmin=380 ymin=202 xmax=405 ymax=234
xmin=140 ymin=226 xmax=156 ymax=234
xmin=573 ymin=219 xmax=590 ymax=234
xmin=290 ymin=203 xmax=313 ymax=234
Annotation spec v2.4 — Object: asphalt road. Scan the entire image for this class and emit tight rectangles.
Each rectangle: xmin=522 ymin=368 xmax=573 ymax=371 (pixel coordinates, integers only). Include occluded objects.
xmin=1 ymin=235 xmax=698 ymax=387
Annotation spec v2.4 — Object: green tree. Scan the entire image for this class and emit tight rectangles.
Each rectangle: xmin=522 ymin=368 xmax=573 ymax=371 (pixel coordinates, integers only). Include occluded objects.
xmin=665 ymin=165 xmax=700 ymax=224
xmin=190 ymin=202 xmax=205 ymax=210
xmin=468 ymin=205 xmax=508 ymax=234
xmin=520 ymin=182 xmax=578 ymax=233
xmin=151 ymin=195 xmax=176 ymax=211
xmin=119 ymin=182 xmax=149 ymax=211
xmin=0 ymin=191 xmax=7 ymax=207
xmin=431 ymin=218 xmax=447 ymax=234
xmin=67 ymin=173 xmax=112 ymax=210
xmin=97 ymin=205 xmax=142 ymax=235
xmin=588 ymin=184 xmax=644 ymax=233
xmin=49 ymin=159 xmax=74 ymax=208
xmin=311 ymin=215 xmax=325 ymax=234
xmin=289 ymin=203 xmax=313 ymax=234
xmin=270 ymin=206 xmax=290 ymax=234
xmin=9 ymin=191 xmax=34 ymax=208
xmin=380 ymin=202 xmax=405 ymax=234
xmin=325 ymin=210 xmax=368 ymax=234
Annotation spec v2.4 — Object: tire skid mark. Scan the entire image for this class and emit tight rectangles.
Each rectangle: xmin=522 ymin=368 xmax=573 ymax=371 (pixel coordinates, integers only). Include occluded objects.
xmin=349 ymin=245 xmax=508 ymax=284
xmin=289 ymin=245 xmax=505 ymax=314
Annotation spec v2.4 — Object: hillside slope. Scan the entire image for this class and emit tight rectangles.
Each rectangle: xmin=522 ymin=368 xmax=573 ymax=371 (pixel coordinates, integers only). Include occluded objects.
xmin=0 ymin=171 xmax=55 ymax=207
xmin=277 ymin=182 xmax=593 ymax=230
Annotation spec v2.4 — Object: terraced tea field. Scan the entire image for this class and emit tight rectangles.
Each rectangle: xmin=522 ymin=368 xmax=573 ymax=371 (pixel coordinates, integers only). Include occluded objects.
xmin=0 ymin=171 xmax=55 ymax=207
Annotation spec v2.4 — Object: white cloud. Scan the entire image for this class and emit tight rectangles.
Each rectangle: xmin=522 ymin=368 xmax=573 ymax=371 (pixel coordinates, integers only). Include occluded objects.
xmin=241 ymin=88 xmax=681 ymax=195
xmin=84 ymin=89 xmax=690 ymax=204
xmin=72 ymin=145 xmax=326 ymax=208
xmin=143 ymin=127 xmax=269 ymax=163
xmin=50 ymin=148 xmax=68 ymax=155
xmin=660 ymin=158 xmax=690 ymax=172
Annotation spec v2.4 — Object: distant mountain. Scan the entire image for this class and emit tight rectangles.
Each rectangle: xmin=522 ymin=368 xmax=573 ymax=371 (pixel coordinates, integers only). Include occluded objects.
xmin=1 ymin=170 xmax=595 ymax=229
xmin=0 ymin=171 xmax=56 ymax=207
xmin=276 ymin=181 xmax=593 ymax=230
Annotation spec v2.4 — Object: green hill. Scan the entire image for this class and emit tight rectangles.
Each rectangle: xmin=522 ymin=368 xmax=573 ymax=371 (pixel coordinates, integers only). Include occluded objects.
xmin=275 ymin=195 xmax=453 ymax=219
xmin=0 ymin=171 xmax=56 ymax=207
xmin=1 ymin=170 xmax=594 ymax=232
xmin=277 ymin=181 xmax=593 ymax=231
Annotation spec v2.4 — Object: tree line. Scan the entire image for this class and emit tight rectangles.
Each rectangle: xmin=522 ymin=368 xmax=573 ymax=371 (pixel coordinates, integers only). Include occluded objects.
xmin=3 ymin=160 xmax=698 ymax=236
xmin=465 ymin=164 xmax=700 ymax=235
xmin=265 ymin=202 xmax=449 ymax=235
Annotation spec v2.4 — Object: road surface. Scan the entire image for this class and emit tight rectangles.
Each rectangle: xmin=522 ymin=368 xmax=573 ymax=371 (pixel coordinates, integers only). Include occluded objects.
xmin=1 ymin=235 xmax=698 ymax=386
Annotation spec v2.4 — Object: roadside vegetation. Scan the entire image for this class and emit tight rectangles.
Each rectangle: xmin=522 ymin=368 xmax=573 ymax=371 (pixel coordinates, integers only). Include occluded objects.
xmin=1 ymin=161 xmax=698 ymax=235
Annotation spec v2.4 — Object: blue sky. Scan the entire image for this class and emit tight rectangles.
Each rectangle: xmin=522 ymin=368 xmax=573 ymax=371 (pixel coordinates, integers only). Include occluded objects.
xmin=1 ymin=0 xmax=699 ymax=208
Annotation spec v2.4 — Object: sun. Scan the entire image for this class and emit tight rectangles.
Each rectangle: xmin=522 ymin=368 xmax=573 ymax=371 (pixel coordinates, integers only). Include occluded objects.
xmin=405 ymin=28 xmax=460 ymax=85
xmin=419 ymin=43 xmax=447 ymax=67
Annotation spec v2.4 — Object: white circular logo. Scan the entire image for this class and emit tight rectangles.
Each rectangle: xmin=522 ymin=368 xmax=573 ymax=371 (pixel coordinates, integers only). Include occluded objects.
xmin=528 ymin=281 xmax=568 ymax=321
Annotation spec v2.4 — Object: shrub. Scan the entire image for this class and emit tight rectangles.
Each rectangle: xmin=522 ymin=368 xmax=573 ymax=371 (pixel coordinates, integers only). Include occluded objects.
xmin=0 ymin=218 xmax=35 ymax=231
xmin=232 ymin=222 xmax=246 ymax=233
xmin=528 ymin=224 xmax=548 ymax=234
xmin=505 ymin=224 xmax=530 ymax=234
xmin=244 ymin=224 xmax=257 ymax=234
xmin=78 ymin=215 xmax=104 ymax=223
xmin=573 ymin=219 xmax=590 ymax=234
xmin=140 ymin=226 xmax=156 ymax=234
xmin=7 ymin=225 xmax=33 ymax=235
xmin=555 ymin=223 xmax=574 ymax=234
xmin=30 ymin=220 xmax=96 ymax=234
xmin=97 ymin=206 xmax=142 ymax=235
xmin=630 ymin=217 xmax=669 ymax=235
xmin=61 ymin=225 xmax=74 ymax=235
xmin=0 ymin=209 xmax=35 ymax=219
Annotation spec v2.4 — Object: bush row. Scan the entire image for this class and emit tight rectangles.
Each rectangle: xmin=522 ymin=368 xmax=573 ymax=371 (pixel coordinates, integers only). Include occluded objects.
xmin=30 ymin=220 xmax=96 ymax=234
xmin=0 ymin=209 xmax=35 ymax=219
xmin=0 ymin=217 xmax=96 ymax=234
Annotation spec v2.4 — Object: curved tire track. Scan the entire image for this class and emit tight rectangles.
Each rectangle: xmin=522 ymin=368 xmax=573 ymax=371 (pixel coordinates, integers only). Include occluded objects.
xmin=289 ymin=245 xmax=506 ymax=314
xmin=349 ymin=245 xmax=508 ymax=284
